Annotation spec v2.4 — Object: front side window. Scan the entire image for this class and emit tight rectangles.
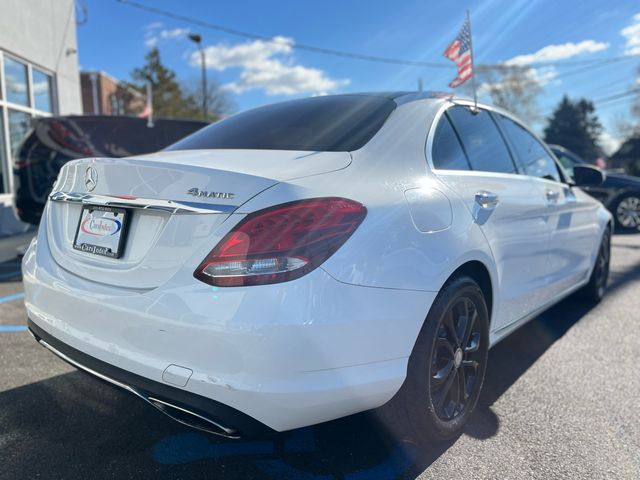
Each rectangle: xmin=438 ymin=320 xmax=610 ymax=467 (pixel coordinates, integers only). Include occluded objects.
xmin=432 ymin=114 xmax=470 ymax=170
xmin=496 ymin=115 xmax=560 ymax=182
xmin=447 ymin=106 xmax=516 ymax=174
xmin=4 ymin=56 xmax=29 ymax=107
xmin=555 ymin=152 xmax=576 ymax=179
xmin=167 ymin=95 xmax=396 ymax=152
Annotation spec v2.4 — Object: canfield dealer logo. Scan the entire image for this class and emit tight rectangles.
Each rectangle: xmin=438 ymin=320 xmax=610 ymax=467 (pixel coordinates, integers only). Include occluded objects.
xmin=80 ymin=216 xmax=122 ymax=237
xmin=85 ymin=166 xmax=98 ymax=192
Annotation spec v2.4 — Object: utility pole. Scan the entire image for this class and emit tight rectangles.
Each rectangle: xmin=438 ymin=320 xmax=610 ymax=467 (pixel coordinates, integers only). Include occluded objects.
xmin=189 ymin=33 xmax=208 ymax=121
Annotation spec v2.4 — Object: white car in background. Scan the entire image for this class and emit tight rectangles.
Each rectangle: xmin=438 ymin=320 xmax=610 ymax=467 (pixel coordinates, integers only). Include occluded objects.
xmin=23 ymin=92 xmax=611 ymax=442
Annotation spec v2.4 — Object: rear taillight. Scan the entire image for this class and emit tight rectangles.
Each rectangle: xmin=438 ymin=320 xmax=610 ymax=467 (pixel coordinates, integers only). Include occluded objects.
xmin=194 ymin=198 xmax=367 ymax=287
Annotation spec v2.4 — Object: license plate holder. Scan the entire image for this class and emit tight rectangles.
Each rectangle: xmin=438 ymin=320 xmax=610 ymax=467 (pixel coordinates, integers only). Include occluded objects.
xmin=73 ymin=205 xmax=129 ymax=259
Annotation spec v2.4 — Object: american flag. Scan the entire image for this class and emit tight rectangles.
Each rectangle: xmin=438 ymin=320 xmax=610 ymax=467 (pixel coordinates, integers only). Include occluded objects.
xmin=443 ymin=17 xmax=473 ymax=88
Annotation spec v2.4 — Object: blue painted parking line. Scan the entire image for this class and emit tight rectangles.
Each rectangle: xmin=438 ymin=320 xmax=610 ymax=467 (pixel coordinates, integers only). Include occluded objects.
xmin=0 ymin=292 xmax=25 ymax=304
xmin=0 ymin=325 xmax=27 ymax=332
xmin=0 ymin=271 xmax=21 ymax=281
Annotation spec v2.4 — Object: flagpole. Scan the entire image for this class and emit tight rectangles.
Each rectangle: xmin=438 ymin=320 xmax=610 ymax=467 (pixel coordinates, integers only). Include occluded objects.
xmin=466 ymin=9 xmax=478 ymax=112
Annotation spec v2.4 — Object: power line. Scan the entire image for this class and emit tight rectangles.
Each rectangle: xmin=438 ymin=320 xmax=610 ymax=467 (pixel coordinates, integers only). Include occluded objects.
xmin=541 ymin=86 xmax=640 ymax=116
xmin=116 ymin=0 xmax=640 ymax=71
xmin=594 ymin=87 xmax=640 ymax=105
xmin=117 ymin=0 xmax=451 ymax=69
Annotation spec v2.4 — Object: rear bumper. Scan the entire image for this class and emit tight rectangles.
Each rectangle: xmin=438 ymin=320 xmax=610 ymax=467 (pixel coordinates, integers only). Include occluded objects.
xmin=23 ymin=227 xmax=436 ymax=432
xmin=28 ymin=318 xmax=271 ymax=438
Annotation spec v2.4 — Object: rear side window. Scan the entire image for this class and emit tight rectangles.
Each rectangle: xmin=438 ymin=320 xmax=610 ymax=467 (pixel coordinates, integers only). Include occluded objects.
xmin=447 ymin=106 xmax=516 ymax=174
xmin=167 ymin=95 xmax=396 ymax=152
xmin=496 ymin=115 xmax=560 ymax=182
xmin=432 ymin=114 xmax=470 ymax=170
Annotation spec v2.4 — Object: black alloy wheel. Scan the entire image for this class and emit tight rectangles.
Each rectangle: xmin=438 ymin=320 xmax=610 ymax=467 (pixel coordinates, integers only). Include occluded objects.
xmin=376 ymin=276 xmax=489 ymax=443
xmin=430 ymin=297 xmax=483 ymax=421
xmin=581 ymin=226 xmax=611 ymax=302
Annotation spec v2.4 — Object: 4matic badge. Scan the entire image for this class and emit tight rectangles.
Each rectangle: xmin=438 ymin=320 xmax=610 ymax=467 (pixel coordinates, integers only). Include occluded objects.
xmin=187 ymin=188 xmax=235 ymax=200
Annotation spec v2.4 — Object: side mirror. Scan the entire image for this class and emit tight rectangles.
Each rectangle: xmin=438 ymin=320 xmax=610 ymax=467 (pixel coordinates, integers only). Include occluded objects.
xmin=573 ymin=164 xmax=605 ymax=187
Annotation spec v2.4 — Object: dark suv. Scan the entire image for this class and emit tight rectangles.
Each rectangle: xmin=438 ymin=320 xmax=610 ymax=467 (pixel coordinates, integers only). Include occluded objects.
xmin=13 ymin=116 xmax=206 ymax=225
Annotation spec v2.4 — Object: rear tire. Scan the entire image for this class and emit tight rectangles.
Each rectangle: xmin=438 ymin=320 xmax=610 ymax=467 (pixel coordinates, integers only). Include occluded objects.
xmin=580 ymin=226 xmax=611 ymax=303
xmin=377 ymin=276 xmax=489 ymax=443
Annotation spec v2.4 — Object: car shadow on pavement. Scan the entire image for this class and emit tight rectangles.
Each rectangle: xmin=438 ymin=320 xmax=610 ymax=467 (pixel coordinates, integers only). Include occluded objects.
xmin=4 ymin=248 xmax=639 ymax=479
xmin=464 ymin=293 xmax=596 ymax=442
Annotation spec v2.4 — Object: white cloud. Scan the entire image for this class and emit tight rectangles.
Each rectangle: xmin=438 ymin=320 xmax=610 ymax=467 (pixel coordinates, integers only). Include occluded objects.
xmin=144 ymin=21 xmax=163 ymax=31
xmin=600 ymin=131 xmax=622 ymax=156
xmin=529 ymin=66 xmax=558 ymax=85
xmin=477 ymin=66 xmax=558 ymax=96
xmin=145 ymin=36 xmax=158 ymax=48
xmin=160 ymin=28 xmax=190 ymax=40
xmin=621 ymin=13 xmax=640 ymax=55
xmin=144 ymin=24 xmax=190 ymax=49
xmin=189 ymin=36 xmax=349 ymax=96
xmin=505 ymin=40 xmax=610 ymax=66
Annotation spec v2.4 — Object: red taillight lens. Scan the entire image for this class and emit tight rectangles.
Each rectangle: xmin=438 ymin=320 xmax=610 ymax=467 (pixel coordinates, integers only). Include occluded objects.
xmin=194 ymin=198 xmax=367 ymax=287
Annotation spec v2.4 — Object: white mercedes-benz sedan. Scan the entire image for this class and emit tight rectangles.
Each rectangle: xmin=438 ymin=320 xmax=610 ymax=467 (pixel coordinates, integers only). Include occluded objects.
xmin=23 ymin=92 xmax=612 ymax=442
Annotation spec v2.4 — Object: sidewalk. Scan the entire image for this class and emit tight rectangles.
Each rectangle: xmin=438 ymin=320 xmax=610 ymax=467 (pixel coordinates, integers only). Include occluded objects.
xmin=0 ymin=231 xmax=35 ymax=263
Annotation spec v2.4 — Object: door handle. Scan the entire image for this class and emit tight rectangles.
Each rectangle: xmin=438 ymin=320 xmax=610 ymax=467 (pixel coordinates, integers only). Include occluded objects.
xmin=546 ymin=189 xmax=560 ymax=203
xmin=475 ymin=191 xmax=499 ymax=209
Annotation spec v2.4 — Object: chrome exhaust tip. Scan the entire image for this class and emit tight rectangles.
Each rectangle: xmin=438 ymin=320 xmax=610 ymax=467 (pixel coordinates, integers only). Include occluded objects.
xmin=146 ymin=396 xmax=241 ymax=439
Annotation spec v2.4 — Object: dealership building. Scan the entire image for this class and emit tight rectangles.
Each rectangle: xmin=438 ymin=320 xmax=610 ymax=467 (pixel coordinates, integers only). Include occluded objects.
xmin=0 ymin=0 xmax=81 ymax=237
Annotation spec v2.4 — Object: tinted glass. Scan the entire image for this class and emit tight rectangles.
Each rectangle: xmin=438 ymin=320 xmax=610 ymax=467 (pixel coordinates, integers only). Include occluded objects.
xmin=553 ymin=151 xmax=579 ymax=179
xmin=8 ymin=109 xmax=31 ymax=156
xmin=432 ymin=114 xmax=470 ymax=170
xmin=0 ymin=108 xmax=6 ymax=193
xmin=167 ymin=96 xmax=396 ymax=152
xmin=447 ymin=106 xmax=516 ymax=174
xmin=497 ymin=115 xmax=560 ymax=182
xmin=4 ymin=57 xmax=29 ymax=106
xmin=32 ymin=69 xmax=53 ymax=113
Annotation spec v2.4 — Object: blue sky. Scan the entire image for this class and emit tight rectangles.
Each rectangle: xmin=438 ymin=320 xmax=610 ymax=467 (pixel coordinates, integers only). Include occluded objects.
xmin=78 ymin=0 xmax=640 ymax=153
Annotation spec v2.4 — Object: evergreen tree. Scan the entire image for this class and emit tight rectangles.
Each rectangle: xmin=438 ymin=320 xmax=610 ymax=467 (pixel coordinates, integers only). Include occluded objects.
xmin=130 ymin=48 xmax=201 ymax=119
xmin=543 ymin=96 xmax=603 ymax=162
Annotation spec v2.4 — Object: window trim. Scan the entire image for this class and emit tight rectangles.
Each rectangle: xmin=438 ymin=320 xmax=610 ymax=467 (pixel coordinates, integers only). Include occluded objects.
xmin=431 ymin=111 xmax=473 ymax=171
xmin=427 ymin=101 xmax=520 ymax=175
xmin=0 ymin=50 xmax=56 ymax=197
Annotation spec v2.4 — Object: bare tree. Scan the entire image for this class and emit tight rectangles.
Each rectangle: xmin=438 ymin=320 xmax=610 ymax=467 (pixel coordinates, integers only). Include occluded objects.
xmin=466 ymin=65 xmax=543 ymax=124
xmin=183 ymin=77 xmax=235 ymax=120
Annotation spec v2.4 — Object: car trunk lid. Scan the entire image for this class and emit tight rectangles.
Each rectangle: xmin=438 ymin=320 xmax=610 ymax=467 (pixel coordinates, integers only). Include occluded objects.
xmin=45 ymin=150 xmax=351 ymax=289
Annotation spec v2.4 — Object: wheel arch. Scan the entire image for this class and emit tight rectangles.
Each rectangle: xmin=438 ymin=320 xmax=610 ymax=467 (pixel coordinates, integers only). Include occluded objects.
xmin=445 ymin=260 xmax=494 ymax=329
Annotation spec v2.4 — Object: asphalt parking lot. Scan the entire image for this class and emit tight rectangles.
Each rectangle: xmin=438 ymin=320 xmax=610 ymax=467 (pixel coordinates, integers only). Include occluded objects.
xmin=1 ymin=233 xmax=639 ymax=480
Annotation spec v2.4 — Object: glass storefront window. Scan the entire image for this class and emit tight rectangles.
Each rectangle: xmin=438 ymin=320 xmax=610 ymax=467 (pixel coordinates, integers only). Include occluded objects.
xmin=0 ymin=108 xmax=6 ymax=193
xmin=32 ymin=68 xmax=53 ymax=113
xmin=8 ymin=109 xmax=31 ymax=157
xmin=4 ymin=56 xmax=29 ymax=107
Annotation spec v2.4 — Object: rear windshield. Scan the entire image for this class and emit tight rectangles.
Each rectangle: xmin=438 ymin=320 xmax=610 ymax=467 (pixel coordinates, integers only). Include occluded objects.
xmin=166 ymin=95 xmax=396 ymax=152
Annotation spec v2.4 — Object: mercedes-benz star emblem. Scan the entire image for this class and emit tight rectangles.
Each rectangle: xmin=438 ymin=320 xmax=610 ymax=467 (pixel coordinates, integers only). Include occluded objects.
xmin=84 ymin=166 xmax=98 ymax=192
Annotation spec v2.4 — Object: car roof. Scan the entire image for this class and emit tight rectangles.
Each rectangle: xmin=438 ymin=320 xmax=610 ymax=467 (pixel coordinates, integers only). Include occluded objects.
xmin=37 ymin=115 xmax=209 ymax=127
xmin=339 ymin=91 xmax=454 ymax=103
xmin=330 ymin=91 xmax=519 ymax=117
